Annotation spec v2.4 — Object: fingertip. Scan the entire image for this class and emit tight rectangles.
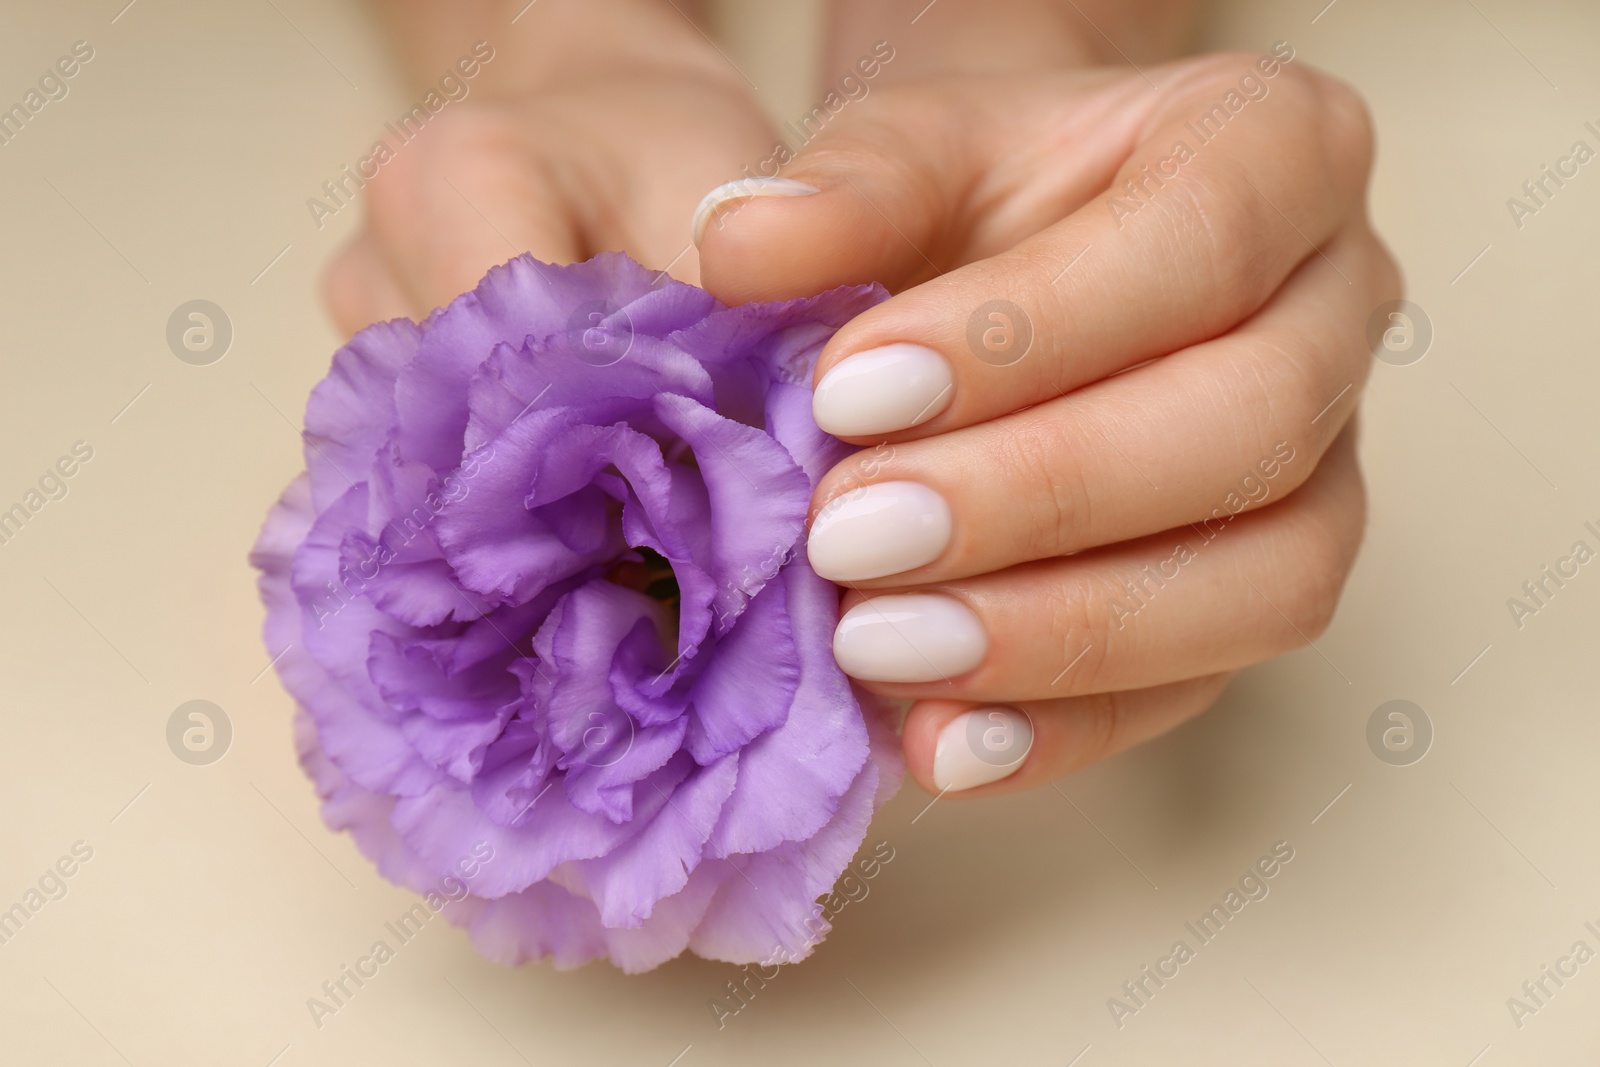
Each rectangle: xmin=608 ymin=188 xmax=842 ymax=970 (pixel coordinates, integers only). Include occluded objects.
xmin=900 ymin=699 xmax=955 ymax=796
xmin=690 ymin=177 xmax=820 ymax=246
xmin=697 ymin=184 xmax=864 ymax=304
xmin=697 ymin=177 xmax=938 ymax=304
xmin=902 ymin=700 xmax=1036 ymax=798
xmin=811 ymin=342 xmax=954 ymax=437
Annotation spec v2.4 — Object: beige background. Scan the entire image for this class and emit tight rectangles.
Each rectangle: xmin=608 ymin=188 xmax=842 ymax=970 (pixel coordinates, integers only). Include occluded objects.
xmin=2 ymin=0 xmax=1597 ymax=1063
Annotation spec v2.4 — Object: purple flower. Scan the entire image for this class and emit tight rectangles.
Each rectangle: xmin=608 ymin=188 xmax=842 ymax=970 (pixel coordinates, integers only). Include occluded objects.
xmin=251 ymin=253 xmax=901 ymax=972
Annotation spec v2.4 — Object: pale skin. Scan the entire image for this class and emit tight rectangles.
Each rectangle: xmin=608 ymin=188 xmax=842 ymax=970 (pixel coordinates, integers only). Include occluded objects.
xmin=329 ymin=0 xmax=1399 ymax=798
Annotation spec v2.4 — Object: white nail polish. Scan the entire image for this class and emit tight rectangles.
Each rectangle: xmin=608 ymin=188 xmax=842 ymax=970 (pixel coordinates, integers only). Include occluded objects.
xmin=933 ymin=707 xmax=1034 ymax=792
xmin=833 ymin=594 xmax=987 ymax=683
xmin=813 ymin=343 xmax=954 ymax=437
xmin=806 ymin=481 xmax=951 ymax=582
xmin=690 ymin=178 xmax=821 ymax=245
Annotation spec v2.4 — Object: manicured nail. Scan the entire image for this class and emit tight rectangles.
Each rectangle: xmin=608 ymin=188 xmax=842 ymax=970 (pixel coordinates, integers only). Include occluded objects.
xmin=806 ymin=481 xmax=951 ymax=582
xmin=813 ymin=343 xmax=953 ymax=437
xmin=933 ymin=707 xmax=1034 ymax=792
xmin=832 ymin=594 xmax=987 ymax=683
xmin=691 ymin=178 xmax=821 ymax=245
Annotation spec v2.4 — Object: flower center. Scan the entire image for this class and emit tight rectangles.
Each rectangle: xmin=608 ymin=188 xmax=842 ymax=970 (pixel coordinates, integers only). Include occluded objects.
xmin=607 ymin=546 xmax=680 ymax=610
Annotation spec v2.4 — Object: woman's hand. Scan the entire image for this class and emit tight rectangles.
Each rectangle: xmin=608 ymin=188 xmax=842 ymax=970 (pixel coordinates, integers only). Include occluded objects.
xmin=323 ymin=0 xmax=775 ymax=335
xmin=696 ymin=45 xmax=1398 ymax=796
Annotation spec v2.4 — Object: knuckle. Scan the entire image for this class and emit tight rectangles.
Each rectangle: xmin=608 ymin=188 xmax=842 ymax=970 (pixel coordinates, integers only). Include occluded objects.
xmin=1264 ymin=64 xmax=1375 ymax=191
xmin=1368 ymin=229 xmax=1405 ymax=304
xmin=995 ymin=420 xmax=1087 ymax=558
xmin=1290 ymin=574 xmax=1341 ymax=643
xmin=1153 ymin=61 xmax=1373 ymax=301
xmin=1277 ymin=514 xmax=1353 ymax=642
xmin=1230 ymin=334 xmax=1336 ymax=475
xmin=1306 ymin=70 xmax=1377 ymax=182
xmin=1045 ymin=569 xmax=1116 ymax=692
xmin=1163 ymin=175 xmax=1281 ymax=322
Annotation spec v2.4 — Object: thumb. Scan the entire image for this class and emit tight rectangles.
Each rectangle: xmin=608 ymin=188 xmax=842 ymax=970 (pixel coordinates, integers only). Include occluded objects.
xmin=693 ymin=93 xmax=984 ymax=304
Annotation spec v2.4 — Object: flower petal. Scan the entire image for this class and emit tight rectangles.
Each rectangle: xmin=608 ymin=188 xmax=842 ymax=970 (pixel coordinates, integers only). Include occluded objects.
xmin=653 ymin=394 xmax=809 ymax=628
xmin=683 ymin=577 xmax=798 ymax=764
xmin=690 ymin=757 xmax=880 ymax=965
xmin=568 ymin=751 xmax=739 ymax=928
xmin=303 ymin=318 xmax=421 ymax=509
xmin=705 ymin=563 xmax=868 ymax=858
xmin=256 ymin=478 xmax=440 ymax=796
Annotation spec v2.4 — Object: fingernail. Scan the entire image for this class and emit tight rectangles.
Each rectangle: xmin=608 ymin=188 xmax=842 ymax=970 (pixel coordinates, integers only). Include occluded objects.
xmin=806 ymin=481 xmax=951 ymax=582
xmin=833 ymin=594 xmax=987 ymax=683
xmin=813 ymin=343 xmax=953 ymax=437
xmin=691 ymin=178 xmax=821 ymax=245
xmin=933 ymin=707 xmax=1034 ymax=792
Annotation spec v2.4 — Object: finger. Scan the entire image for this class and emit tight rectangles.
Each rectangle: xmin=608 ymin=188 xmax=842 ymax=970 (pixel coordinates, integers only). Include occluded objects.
xmin=903 ymin=673 xmax=1234 ymax=796
xmin=829 ymin=425 xmax=1365 ymax=702
xmin=805 ymin=223 xmax=1395 ymax=585
xmin=322 ymin=233 xmax=417 ymax=338
xmin=695 ymin=72 xmax=1129 ymax=302
xmin=810 ymin=58 xmax=1373 ymax=440
xmin=708 ymin=55 xmax=1376 ymax=441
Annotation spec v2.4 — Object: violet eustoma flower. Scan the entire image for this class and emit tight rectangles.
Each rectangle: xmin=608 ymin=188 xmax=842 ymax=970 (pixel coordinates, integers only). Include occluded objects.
xmin=251 ymin=252 xmax=901 ymax=972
